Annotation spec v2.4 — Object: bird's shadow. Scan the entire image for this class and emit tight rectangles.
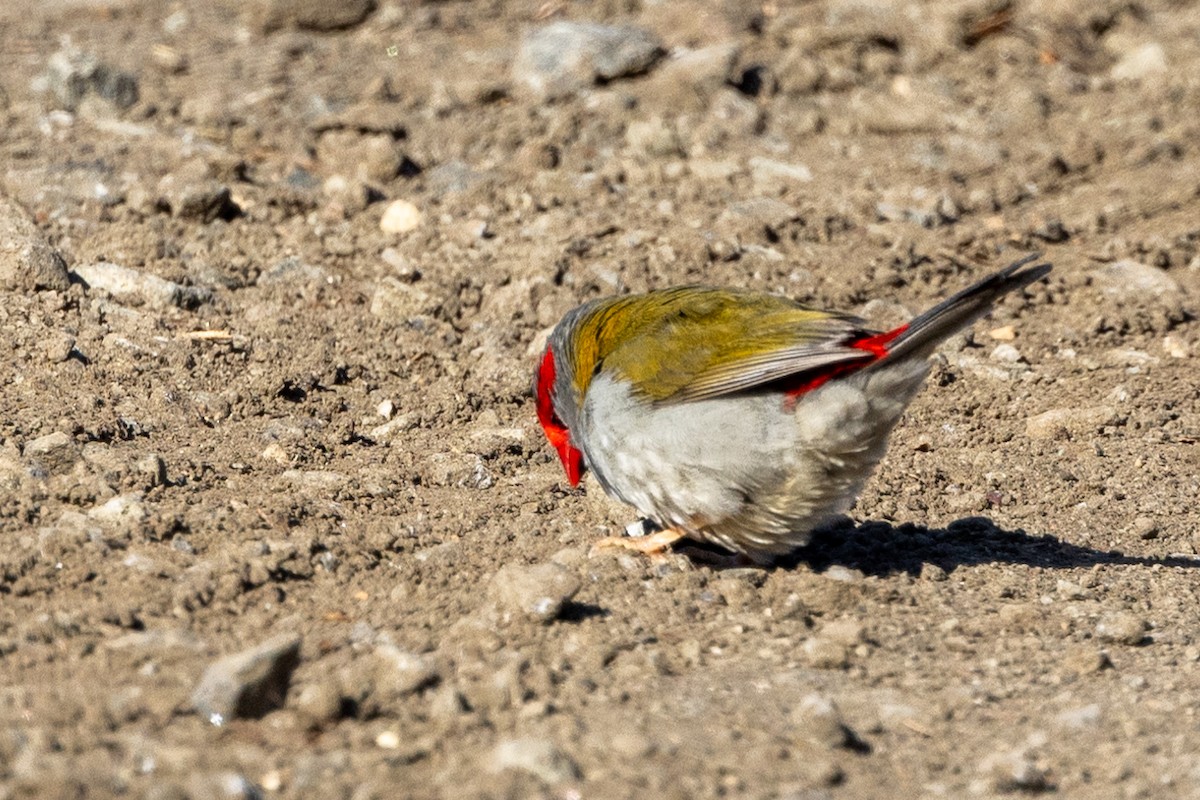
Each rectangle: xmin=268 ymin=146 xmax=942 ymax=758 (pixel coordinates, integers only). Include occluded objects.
xmin=689 ymin=516 xmax=1200 ymax=576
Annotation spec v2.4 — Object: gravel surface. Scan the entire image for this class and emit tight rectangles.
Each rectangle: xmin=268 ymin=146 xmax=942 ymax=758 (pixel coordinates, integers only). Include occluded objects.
xmin=2 ymin=0 xmax=1200 ymax=798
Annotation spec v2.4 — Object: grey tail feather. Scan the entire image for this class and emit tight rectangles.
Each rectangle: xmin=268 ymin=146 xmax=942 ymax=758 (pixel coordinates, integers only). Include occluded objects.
xmin=875 ymin=254 xmax=1052 ymax=366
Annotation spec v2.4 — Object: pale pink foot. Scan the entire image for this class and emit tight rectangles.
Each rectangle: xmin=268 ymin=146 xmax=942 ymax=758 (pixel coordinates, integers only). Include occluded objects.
xmin=590 ymin=528 xmax=685 ymax=559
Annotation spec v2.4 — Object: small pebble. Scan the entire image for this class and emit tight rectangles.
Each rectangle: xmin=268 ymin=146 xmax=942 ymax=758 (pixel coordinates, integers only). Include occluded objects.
xmin=293 ymin=681 xmax=343 ymax=727
xmin=489 ymin=562 xmax=581 ymax=624
xmin=821 ymin=565 xmax=864 ymax=582
xmin=490 ymin=738 xmax=580 ymax=784
xmin=379 ymin=200 xmax=422 ymax=235
xmin=988 ymin=325 xmax=1016 ymax=341
xmin=1025 ymin=406 xmax=1118 ymax=439
xmin=43 ymin=332 xmax=75 ymax=362
xmin=790 ymin=693 xmax=852 ymax=749
xmin=252 ymin=0 xmax=376 ymax=32
xmin=978 ymin=749 xmax=1050 ymax=793
xmin=1110 ymin=42 xmax=1167 ymax=81
xmin=1055 ymin=703 xmax=1102 ymax=729
xmin=802 ymin=636 xmax=849 ymax=670
xmin=1132 ymin=516 xmax=1159 ymax=540
xmin=989 ymin=343 xmax=1023 ymax=364
xmin=375 ymin=730 xmax=401 ymax=749
xmin=191 ymin=634 xmax=302 ymax=722
xmin=1163 ymin=334 xmax=1189 ymax=359
xmin=372 ymin=645 xmax=439 ymax=698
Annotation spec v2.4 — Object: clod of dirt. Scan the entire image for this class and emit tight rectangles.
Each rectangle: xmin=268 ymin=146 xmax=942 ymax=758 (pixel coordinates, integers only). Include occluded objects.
xmin=42 ymin=331 xmax=75 ymax=363
xmin=87 ymin=493 xmax=148 ymax=542
xmin=488 ymin=562 xmax=582 ymax=624
xmin=191 ymin=633 xmax=303 ymax=723
xmin=1025 ymin=405 xmax=1119 ymax=439
xmin=23 ymin=432 xmax=78 ymax=474
xmin=250 ymin=0 xmax=376 ymax=33
xmin=0 ymin=196 xmax=70 ymax=292
xmin=513 ymin=21 xmax=664 ymax=101
xmin=1095 ymin=612 xmax=1150 ymax=646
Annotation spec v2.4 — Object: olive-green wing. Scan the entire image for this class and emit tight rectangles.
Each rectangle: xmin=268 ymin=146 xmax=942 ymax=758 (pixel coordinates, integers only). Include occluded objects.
xmin=597 ymin=288 xmax=876 ymax=404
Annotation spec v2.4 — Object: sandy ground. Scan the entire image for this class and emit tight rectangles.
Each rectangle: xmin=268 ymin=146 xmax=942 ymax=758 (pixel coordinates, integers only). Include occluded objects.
xmin=2 ymin=0 xmax=1200 ymax=798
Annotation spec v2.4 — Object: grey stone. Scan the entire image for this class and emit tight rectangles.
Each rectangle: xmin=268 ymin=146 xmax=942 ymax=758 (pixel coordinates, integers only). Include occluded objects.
xmin=87 ymin=494 xmax=148 ymax=543
xmin=0 ymin=197 xmax=70 ymax=292
xmin=191 ymin=633 xmax=302 ymax=722
xmin=72 ymin=262 xmax=212 ymax=310
xmin=490 ymin=562 xmax=581 ymax=624
xmin=426 ymin=160 xmax=491 ymax=196
xmin=513 ymin=21 xmax=663 ymax=100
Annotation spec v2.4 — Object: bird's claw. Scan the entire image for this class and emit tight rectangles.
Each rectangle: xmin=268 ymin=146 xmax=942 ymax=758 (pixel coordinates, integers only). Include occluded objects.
xmin=590 ymin=528 xmax=685 ymax=560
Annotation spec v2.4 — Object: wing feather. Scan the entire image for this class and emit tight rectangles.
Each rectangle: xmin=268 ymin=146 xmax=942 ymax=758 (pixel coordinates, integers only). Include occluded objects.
xmin=667 ymin=343 xmax=873 ymax=403
xmin=590 ymin=287 xmax=879 ymax=405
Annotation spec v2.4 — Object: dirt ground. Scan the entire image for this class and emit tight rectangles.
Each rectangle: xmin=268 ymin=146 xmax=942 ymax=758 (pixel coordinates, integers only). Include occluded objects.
xmin=2 ymin=0 xmax=1199 ymax=797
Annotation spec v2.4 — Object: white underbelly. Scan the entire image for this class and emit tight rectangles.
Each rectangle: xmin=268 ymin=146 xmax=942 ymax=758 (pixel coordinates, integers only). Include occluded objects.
xmin=578 ymin=362 xmax=929 ymax=554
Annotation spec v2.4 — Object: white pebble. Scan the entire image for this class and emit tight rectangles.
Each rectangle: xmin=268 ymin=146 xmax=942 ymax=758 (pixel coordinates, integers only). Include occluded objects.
xmin=379 ymin=200 xmax=422 ymax=234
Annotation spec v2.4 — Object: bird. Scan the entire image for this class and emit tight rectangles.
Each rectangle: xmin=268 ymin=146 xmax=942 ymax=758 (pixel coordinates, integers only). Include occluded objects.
xmin=533 ymin=254 xmax=1052 ymax=561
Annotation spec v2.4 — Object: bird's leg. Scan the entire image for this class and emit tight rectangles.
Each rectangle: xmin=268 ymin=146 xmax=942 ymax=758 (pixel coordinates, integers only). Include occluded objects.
xmin=590 ymin=527 xmax=685 ymax=558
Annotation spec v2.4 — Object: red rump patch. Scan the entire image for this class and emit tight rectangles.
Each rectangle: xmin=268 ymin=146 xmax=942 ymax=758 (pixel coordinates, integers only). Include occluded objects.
xmin=782 ymin=323 xmax=909 ymax=408
xmin=850 ymin=324 xmax=908 ymax=358
xmin=535 ymin=348 xmax=586 ymax=487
